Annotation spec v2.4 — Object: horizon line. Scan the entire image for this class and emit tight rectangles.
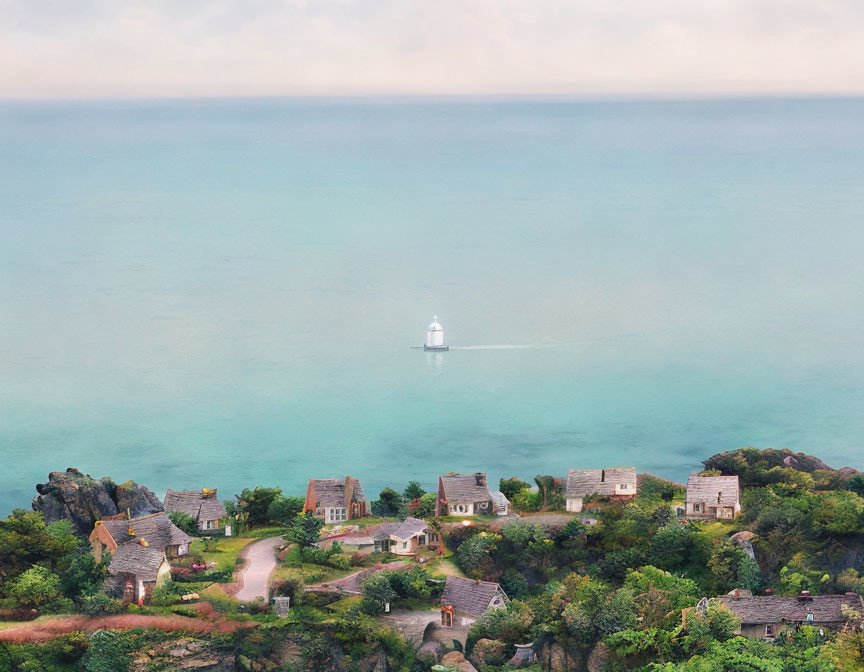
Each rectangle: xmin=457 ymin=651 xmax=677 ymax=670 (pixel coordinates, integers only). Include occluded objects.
xmin=2 ymin=91 xmax=864 ymax=106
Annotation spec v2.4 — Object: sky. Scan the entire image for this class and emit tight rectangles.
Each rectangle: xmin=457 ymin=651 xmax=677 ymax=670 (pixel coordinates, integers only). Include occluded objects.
xmin=1 ymin=0 xmax=864 ymax=99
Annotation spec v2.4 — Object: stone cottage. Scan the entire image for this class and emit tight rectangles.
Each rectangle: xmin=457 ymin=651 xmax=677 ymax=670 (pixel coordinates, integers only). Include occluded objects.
xmin=436 ymin=473 xmax=494 ymax=516
xmin=440 ymin=576 xmax=508 ymax=626
xmin=164 ymin=488 xmax=228 ymax=532
xmin=709 ymin=592 xmax=863 ymax=639
xmin=304 ymin=476 xmax=367 ymax=523
xmin=686 ymin=474 xmax=741 ymax=520
xmin=565 ymin=467 xmax=637 ymax=512
xmin=90 ymin=511 xmax=193 ymax=560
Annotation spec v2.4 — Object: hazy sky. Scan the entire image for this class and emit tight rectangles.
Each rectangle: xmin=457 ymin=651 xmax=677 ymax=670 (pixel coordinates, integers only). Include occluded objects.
xmin=2 ymin=0 xmax=864 ymax=99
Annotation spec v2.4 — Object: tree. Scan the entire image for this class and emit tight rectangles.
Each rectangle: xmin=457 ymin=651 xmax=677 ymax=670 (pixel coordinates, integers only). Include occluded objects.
xmin=82 ymin=630 xmax=139 ymax=672
xmin=499 ymin=477 xmax=532 ymax=500
xmin=57 ymin=547 xmax=109 ymax=600
xmin=266 ymin=496 xmax=305 ymax=525
xmin=403 ymin=481 xmax=426 ymax=501
xmin=7 ymin=566 xmax=68 ymax=611
xmin=408 ymin=492 xmax=436 ymax=518
xmin=846 ymin=474 xmax=864 ymax=497
xmin=168 ymin=511 xmax=198 ymax=536
xmin=286 ymin=512 xmax=324 ymax=547
xmin=371 ymin=488 xmax=403 ymax=517
xmin=237 ymin=487 xmax=283 ymax=526
xmin=0 ymin=510 xmax=79 ymax=580
xmin=360 ymin=571 xmax=396 ymax=614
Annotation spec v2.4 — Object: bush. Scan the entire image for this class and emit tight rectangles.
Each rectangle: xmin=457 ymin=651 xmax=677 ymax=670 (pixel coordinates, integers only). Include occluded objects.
xmin=150 ymin=584 xmax=180 ymax=607
xmin=82 ymin=630 xmax=139 ymax=672
xmin=7 ymin=566 xmax=72 ymax=612
xmin=168 ymin=511 xmax=199 ymax=536
xmin=78 ymin=591 xmax=123 ymax=615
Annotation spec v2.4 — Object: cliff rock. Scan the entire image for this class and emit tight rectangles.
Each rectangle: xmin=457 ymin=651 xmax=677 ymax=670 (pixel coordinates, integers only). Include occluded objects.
xmin=470 ymin=638 xmax=507 ymax=668
xmin=131 ymin=638 xmax=234 ymax=671
xmin=32 ymin=467 xmax=163 ymax=534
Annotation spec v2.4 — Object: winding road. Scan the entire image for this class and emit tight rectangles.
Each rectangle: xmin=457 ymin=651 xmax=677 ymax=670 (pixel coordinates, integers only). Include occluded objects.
xmin=235 ymin=536 xmax=284 ymax=602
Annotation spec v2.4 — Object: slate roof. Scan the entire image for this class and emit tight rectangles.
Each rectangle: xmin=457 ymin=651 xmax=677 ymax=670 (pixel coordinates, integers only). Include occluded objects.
xmin=309 ymin=477 xmax=367 ymax=508
xmin=107 ymin=539 xmax=167 ymax=582
xmin=440 ymin=474 xmax=493 ymax=504
xmin=686 ymin=474 xmax=740 ymax=507
xmin=491 ymin=491 xmax=511 ymax=511
xmin=371 ymin=517 xmax=428 ymax=541
xmin=164 ymin=489 xmax=227 ymax=522
xmin=566 ymin=467 xmax=637 ymax=498
xmin=441 ymin=576 xmax=507 ymax=618
xmin=715 ymin=594 xmax=863 ymax=624
xmin=100 ymin=512 xmax=193 ymax=549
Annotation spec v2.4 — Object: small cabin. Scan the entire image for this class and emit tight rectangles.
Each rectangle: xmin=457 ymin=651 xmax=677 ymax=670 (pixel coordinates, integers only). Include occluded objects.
xmin=304 ymin=476 xmax=368 ymax=523
xmin=436 ymin=473 xmax=494 ymax=516
xmin=686 ymin=474 xmax=741 ymax=520
xmin=565 ymin=467 xmax=637 ymax=512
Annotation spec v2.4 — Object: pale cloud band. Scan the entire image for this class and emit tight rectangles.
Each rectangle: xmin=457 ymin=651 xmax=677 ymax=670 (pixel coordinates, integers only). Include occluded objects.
xmin=1 ymin=0 xmax=864 ymax=99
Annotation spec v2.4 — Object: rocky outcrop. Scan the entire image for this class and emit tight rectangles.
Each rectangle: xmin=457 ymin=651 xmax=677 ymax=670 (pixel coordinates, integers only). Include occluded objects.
xmin=586 ymin=642 xmax=611 ymax=672
xmin=536 ymin=639 xmax=585 ymax=672
xmin=508 ymin=644 xmax=537 ymax=668
xmin=440 ymin=651 xmax=479 ymax=672
xmin=32 ymin=468 xmax=163 ymax=535
xmin=470 ymin=638 xmax=507 ymax=668
xmin=131 ymin=638 xmax=234 ymax=671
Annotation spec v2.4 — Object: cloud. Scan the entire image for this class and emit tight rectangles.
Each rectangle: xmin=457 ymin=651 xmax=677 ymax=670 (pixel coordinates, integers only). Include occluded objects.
xmin=1 ymin=0 xmax=864 ymax=98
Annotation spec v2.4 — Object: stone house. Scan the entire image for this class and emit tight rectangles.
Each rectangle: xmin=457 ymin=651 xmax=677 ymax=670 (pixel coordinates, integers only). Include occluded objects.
xmin=90 ymin=511 xmax=194 ymax=560
xmin=436 ymin=473 xmax=494 ymax=516
xmin=372 ymin=516 xmax=441 ymax=555
xmin=491 ymin=491 xmax=512 ymax=516
xmin=708 ymin=592 xmax=864 ymax=639
xmin=686 ymin=474 xmax=741 ymax=520
xmin=565 ymin=467 xmax=637 ymax=512
xmin=164 ymin=488 xmax=228 ymax=532
xmin=304 ymin=476 xmax=367 ymax=523
xmin=440 ymin=576 xmax=508 ymax=626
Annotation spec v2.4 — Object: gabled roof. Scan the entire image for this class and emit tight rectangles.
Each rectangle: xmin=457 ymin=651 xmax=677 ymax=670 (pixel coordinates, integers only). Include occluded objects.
xmin=566 ymin=467 xmax=637 ymax=498
xmin=441 ymin=576 xmax=507 ymax=618
xmin=440 ymin=474 xmax=492 ymax=504
xmin=107 ymin=539 xmax=167 ymax=581
xmin=98 ymin=511 xmax=193 ymax=550
xmin=164 ymin=489 xmax=227 ymax=522
xmin=686 ymin=474 xmax=740 ymax=507
xmin=308 ymin=476 xmax=367 ymax=508
xmin=491 ymin=491 xmax=510 ymax=510
xmin=371 ymin=517 xmax=428 ymax=541
xmin=715 ymin=594 xmax=863 ymax=624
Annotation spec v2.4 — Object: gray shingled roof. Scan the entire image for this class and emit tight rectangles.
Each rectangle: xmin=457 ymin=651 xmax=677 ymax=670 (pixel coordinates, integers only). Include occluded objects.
xmin=100 ymin=512 xmax=193 ymax=550
xmin=491 ymin=491 xmax=510 ymax=510
xmin=371 ymin=517 xmax=428 ymax=541
xmin=107 ymin=539 xmax=167 ymax=581
xmin=164 ymin=489 xmax=227 ymax=522
xmin=441 ymin=576 xmax=507 ymax=618
xmin=686 ymin=474 xmax=740 ymax=507
xmin=309 ymin=477 xmax=367 ymax=508
xmin=440 ymin=474 xmax=492 ymax=504
xmin=566 ymin=467 xmax=637 ymax=498
xmin=715 ymin=594 xmax=863 ymax=624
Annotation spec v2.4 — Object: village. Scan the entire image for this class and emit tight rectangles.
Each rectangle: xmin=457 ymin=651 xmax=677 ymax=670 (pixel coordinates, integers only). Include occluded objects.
xmin=1 ymin=447 xmax=864 ymax=671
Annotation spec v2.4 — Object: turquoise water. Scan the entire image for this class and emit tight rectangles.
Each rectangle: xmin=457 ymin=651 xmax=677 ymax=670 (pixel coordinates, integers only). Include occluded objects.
xmin=2 ymin=97 xmax=864 ymax=515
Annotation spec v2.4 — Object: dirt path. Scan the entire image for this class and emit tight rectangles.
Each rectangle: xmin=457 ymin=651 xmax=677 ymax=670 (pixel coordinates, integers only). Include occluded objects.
xmin=0 ymin=613 xmax=254 ymax=643
xmin=235 ymin=536 xmax=284 ymax=602
xmin=305 ymin=561 xmax=413 ymax=593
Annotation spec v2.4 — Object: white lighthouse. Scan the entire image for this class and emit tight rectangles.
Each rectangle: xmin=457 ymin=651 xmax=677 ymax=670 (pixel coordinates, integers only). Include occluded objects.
xmin=424 ymin=316 xmax=449 ymax=351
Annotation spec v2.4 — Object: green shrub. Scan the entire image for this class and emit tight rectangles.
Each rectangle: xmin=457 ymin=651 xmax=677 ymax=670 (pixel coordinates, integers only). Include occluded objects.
xmin=81 ymin=630 xmax=139 ymax=672
xmin=78 ymin=591 xmax=123 ymax=615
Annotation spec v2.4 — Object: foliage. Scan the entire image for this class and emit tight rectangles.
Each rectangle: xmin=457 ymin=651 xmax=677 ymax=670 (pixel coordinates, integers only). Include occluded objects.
xmin=499 ymin=477 xmax=532 ymax=501
xmin=81 ymin=630 xmax=140 ymax=672
xmin=371 ymin=488 xmax=403 ymax=517
xmin=0 ymin=510 xmax=79 ymax=580
xmin=359 ymin=571 xmax=396 ymax=614
xmin=266 ymin=495 xmax=305 ymax=525
xmin=7 ymin=566 xmax=71 ymax=612
xmin=469 ymin=599 xmax=535 ymax=645
xmin=639 ymin=476 xmax=685 ymax=502
xmin=285 ymin=512 xmax=324 ymax=547
xmin=403 ymin=481 xmax=426 ymax=501
xmin=236 ymin=487 xmax=283 ymax=525
xmin=58 ymin=548 xmax=109 ymax=600
xmin=846 ymin=474 xmax=864 ymax=497
xmin=168 ymin=511 xmax=199 ymax=536
xmin=407 ymin=492 xmax=437 ymax=518
xmin=77 ymin=590 xmax=123 ymax=615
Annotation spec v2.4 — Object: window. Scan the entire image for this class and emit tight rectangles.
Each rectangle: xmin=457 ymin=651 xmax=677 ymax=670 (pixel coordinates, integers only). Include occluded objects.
xmin=807 ymin=613 xmax=814 ymax=622
xmin=765 ymin=625 xmax=775 ymax=637
xmin=418 ymin=535 xmax=426 ymax=546
xmin=430 ymin=533 xmax=439 ymax=542
xmin=402 ymin=541 xmax=407 ymax=549
xmin=454 ymin=503 xmax=466 ymax=514
xmin=327 ymin=508 xmax=347 ymax=523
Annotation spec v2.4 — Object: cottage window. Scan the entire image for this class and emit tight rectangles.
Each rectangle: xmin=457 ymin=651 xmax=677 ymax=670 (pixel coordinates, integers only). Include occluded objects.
xmin=418 ymin=535 xmax=426 ymax=546
xmin=454 ymin=503 xmax=466 ymax=514
xmin=807 ymin=613 xmax=814 ymax=622
xmin=430 ymin=533 xmax=439 ymax=542
xmin=327 ymin=508 xmax=347 ymax=523
xmin=765 ymin=625 xmax=775 ymax=637
xmin=402 ymin=541 xmax=408 ymax=549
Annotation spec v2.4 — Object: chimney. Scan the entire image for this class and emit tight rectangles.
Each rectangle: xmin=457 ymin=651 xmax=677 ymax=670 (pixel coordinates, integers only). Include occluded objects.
xmin=474 ymin=473 xmax=486 ymax=487
xmin=601 ymin=469 xmax=606 ymax=483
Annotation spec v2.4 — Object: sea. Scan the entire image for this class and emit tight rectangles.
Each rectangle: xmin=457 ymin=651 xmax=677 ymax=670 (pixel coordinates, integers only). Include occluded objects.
xmin=2 ymin=96 xmax=864 ymax=516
